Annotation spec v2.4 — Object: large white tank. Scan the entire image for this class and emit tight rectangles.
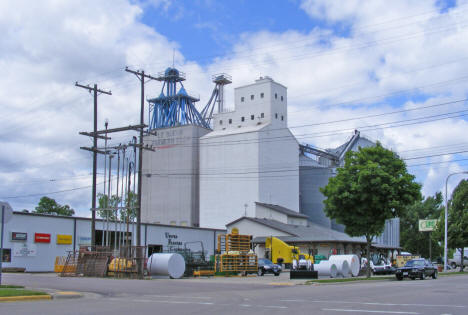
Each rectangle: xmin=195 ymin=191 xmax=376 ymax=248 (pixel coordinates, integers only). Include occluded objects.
xmin=329 ymin=255 xmax=360 ymax=277
xmin=147 ymin=253 xmax=185 ymax=279
xmin=328 ymin=258 xmax=349 ymax=277
xmin=313 ymin=261 xmax=338 ymax=278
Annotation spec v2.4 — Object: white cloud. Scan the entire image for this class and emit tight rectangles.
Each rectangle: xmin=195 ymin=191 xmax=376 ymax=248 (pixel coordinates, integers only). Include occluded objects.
xmin=1 ymin=0 xmax=468 ymax=216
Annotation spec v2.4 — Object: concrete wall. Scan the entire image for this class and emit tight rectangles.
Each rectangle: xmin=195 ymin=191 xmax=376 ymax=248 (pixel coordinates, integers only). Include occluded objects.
xmin=142 ymin=125 xmax=210 ymax=227
xmin=214 ymin=77 xmax=288 ymax=131
xmin=199 ymin=129 xmax=261 ymax=229
xmin=199 ymin=77 xmax=298 ymax=229
xmin=258 ymin=125 xmax=299 ymax=212
xmin=1 ymin=212 xmax=224 ymax=272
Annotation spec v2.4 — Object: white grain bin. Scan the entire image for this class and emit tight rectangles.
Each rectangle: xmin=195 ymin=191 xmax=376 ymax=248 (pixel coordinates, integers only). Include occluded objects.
xmin=329 ymin=255 xmax=360 ymax=277
xmin=313 ymin=261 xmax=338 ymax=278
xmin=147 ymin=253 xmax=185 ymax=279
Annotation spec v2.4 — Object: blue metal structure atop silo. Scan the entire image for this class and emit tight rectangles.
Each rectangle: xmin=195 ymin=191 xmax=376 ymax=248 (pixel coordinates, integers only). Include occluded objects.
xmin=148 ymin=67 xmax=208 ymax=130
xmin=148 ymin=67 xmax=232 ymax=130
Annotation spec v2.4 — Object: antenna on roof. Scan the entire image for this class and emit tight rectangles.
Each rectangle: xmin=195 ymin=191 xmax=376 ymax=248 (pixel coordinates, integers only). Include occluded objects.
xmin=172 ymin=48 xmax=175 ymax=68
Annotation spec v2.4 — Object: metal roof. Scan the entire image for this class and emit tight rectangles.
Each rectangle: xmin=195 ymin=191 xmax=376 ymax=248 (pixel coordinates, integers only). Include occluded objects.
xmin=227 ymin=217 xmax=367 ymax=244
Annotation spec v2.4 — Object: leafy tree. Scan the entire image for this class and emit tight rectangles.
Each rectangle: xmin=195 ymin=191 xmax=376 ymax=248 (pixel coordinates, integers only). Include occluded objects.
xmin=34 ymin=196 xmax=75 ymax=216
xmin=97 ymin=193 xmax=121 ymax=220
xmin=434 ymin=179 xmax=468 ymax=271
xmin=97 ymin=192 xmax=137 ymax=222
xmin=320 ymin=143 xmax=421 ymax=277
xmin=121 ymin=191 xmax=138 ymax=221
xmin=400 ymin=193 xmax=443 ymax=259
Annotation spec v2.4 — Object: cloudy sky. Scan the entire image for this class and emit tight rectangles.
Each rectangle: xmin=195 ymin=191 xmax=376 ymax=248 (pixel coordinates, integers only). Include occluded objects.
xmin=1 ymin=0 xmax=468 ymax=217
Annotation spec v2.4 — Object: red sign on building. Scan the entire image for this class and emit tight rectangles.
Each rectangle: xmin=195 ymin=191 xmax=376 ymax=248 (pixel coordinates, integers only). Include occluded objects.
xmin=34 ymin=233 xmax=51 ymax=243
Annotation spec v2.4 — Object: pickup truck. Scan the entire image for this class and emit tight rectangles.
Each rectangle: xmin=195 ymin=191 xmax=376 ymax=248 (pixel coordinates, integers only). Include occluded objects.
xmin=448 ymin=254 xmax=468 ymax=269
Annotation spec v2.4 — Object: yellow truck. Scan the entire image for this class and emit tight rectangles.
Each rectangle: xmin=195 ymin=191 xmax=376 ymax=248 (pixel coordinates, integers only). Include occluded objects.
xmin=265 ymin=236 xmax=314 ymax=269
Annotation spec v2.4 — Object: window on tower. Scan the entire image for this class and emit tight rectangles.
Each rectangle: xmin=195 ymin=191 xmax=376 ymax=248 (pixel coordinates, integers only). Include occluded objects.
xmin=251 ymin=115 xmax=254 ymax=120
xmin=251 ymin=94 xmax=254 ymax=100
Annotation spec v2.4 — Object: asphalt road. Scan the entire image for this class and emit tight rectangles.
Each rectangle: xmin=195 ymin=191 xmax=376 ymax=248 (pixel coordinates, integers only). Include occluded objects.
xmin=2 ymin=272 xmax=467 ymax=315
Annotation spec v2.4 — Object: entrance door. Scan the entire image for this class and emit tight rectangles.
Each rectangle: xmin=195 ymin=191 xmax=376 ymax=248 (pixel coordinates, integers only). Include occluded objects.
xmin=148 ymin=244 xmax=163 ymax=256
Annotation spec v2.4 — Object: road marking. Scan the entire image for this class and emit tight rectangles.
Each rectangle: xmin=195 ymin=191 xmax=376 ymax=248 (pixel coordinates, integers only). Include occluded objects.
xmin=140 ymin=295 xmax=212 ymax=299
xmin=322 ymin=309 xmax=419 ymax=314
xmin=269 ymin=282 xmax=295 ymax=286
xmin=261 ymin=305 xmax=288 ymax=309
xmin=281 ymin=299 xmax=465 ymax=308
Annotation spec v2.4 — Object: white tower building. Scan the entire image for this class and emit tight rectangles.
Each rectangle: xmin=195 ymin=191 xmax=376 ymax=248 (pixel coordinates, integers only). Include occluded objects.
xmin=199 ymin=77 xmax=299 ymax=229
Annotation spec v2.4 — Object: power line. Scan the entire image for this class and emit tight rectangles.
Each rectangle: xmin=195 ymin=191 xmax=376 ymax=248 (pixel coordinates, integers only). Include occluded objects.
xmin=0 ymin=182 xmax=104 ymax=199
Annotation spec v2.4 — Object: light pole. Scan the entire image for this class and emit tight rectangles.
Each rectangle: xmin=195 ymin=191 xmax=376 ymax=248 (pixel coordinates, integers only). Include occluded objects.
xmin=444 ymin=171 xmax=468 ymax=271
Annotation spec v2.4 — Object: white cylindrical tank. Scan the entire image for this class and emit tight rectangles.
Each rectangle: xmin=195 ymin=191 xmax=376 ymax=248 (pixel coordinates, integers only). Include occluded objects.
xmin=329 ymin=255 xmax=360 ymax=277
xmin=329 ymin=258 xmax=349 ymax=277
xmin=313 ymin=261 xmax=338 ymax=278
xmin=147 ymin=253 xmax=185 ymax=279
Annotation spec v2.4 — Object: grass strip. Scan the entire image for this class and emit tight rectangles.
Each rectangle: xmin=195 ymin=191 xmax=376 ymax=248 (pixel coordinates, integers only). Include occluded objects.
xmin=305 ymin=276 xmax=395 ymax=284
xmin=0 ymin=285 xmax=24 ymax=289
xmin=439 ymin=271 xmax=467 ymax=276
xmin=0 ymin=288 xmax=49 ymax=297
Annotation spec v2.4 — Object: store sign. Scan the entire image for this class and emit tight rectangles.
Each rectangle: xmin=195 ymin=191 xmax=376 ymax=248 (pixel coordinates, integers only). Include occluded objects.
xmin=11 ymin=232 xmax=27 ymax=241
xmin=165 ymin=232 xmax=182 ymax=246
xmin=56 ymin=234 xmax=72 ymax=245
xmin=34 ymin=233 xmax=51 ymax=243
xmin=419 ymin=219 xmax=439 ymax=232
xmin=13 ymin=243 xmax=37 ymax=257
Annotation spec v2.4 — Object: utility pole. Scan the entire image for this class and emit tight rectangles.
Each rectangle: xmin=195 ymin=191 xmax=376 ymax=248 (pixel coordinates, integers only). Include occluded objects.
xmin=76 ymin=82 xmax=111 ymax=247
xmin=125 ymin=67 xmax=157 ymax=279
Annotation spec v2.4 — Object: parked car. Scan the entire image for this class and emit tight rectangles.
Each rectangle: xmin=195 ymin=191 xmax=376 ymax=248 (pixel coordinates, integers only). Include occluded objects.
xmin=448 ymin=254 xmax=468 ymax=269
xmin=372 ymin=258 xmax=395 ymax=275
xmin=395 ymin=259 xmax=438 ymax=280
xmin=258 ymin=258 xmax=282 ymax=276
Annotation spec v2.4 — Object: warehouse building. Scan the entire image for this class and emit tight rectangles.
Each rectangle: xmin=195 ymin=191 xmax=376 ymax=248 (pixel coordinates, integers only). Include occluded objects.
xmin=0 ymin=207 xmax=224 ymax=272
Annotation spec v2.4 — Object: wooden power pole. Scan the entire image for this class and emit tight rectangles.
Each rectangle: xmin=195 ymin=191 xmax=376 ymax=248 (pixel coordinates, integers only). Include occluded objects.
xmin=75 ymin=83 xmax=111 ymax=247
xmin=125 ymin=67 xmax=157 ymax=278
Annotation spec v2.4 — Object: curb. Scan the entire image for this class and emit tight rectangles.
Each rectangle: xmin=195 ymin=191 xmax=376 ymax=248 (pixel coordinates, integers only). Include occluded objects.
xmin=0 ymin=295 xmax=52 ymax=302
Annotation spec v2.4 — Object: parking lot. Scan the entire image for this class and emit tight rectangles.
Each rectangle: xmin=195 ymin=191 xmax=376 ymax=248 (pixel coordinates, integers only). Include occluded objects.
xmin=2 ymin=272 xmax=467 ymax=315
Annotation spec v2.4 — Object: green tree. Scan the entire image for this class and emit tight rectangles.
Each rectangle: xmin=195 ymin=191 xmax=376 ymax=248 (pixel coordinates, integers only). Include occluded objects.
xmin=34 ymin=196 xmax=75 ymax=216
xmin=320 ymin=143 xmax=421 ymax=277
xmin=97 ymin=193 xmax=121 ymax=220
xmin=400 ymin=193 xmax=443 ymax=259
xmin=434 ymin=179 xmax=468 ymax=271
xmin=121 ymin=191 xmax=137 ymax=221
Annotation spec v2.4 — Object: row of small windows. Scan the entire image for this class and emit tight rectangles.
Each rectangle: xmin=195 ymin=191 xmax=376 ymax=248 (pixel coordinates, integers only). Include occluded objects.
xmin=240 ymin=93 xmax=284 ymax=102
xmin=219 ymin=113 xmax=284 ymax=125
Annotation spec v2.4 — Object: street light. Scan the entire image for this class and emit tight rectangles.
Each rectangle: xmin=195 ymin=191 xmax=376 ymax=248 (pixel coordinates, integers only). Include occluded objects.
xmin=444 ymin=171 xmax=468 ymax=271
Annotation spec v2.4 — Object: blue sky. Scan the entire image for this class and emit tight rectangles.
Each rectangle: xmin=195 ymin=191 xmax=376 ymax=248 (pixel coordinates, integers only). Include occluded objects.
xmin=140 ymin=0 xmax=315 ymax=65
